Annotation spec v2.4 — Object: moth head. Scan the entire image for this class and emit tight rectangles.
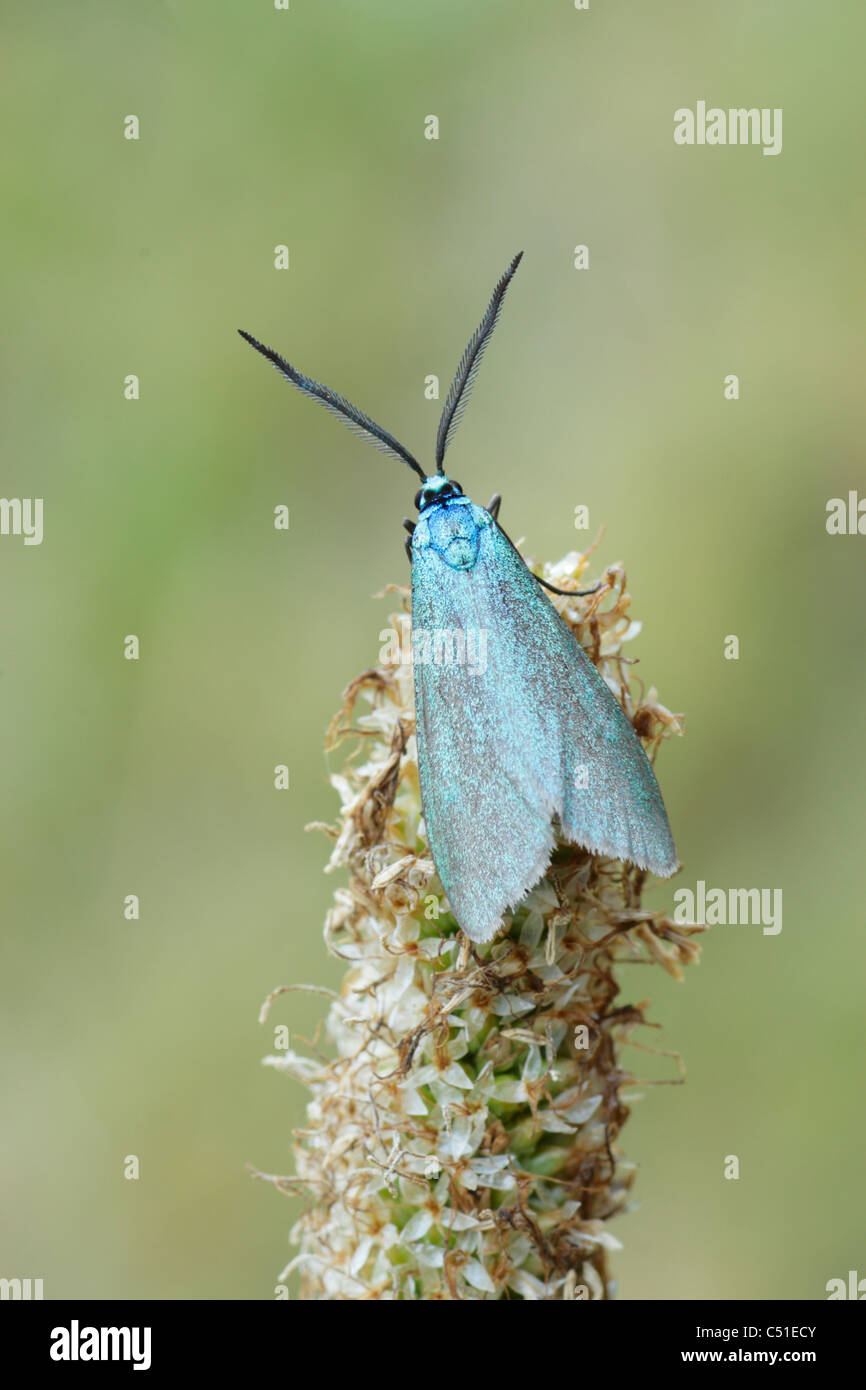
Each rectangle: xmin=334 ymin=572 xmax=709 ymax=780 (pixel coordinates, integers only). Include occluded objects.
xmin=415 ymin=475 xmax=464 ymax=512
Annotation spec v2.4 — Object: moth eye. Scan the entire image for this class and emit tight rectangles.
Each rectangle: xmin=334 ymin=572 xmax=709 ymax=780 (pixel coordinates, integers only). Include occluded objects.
xmin=451 ymin=481 xmax=463 ymax=494
xmin=414 ymin=488 xmax=424 ymax=509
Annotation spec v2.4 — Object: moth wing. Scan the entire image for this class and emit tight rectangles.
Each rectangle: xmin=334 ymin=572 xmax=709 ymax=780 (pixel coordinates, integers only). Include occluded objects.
xmin=412 ymin=507 xmax=677 ymax=942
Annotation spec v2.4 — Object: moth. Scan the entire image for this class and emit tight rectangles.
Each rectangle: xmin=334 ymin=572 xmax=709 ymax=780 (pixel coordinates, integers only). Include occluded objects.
xmin=239 ymin=253 xmax=678 ymax=942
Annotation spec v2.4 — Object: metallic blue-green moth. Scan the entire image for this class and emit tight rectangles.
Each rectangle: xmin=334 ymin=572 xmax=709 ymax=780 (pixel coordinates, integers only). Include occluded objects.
xmin=239 ymin=254 xmax=678 ymax=943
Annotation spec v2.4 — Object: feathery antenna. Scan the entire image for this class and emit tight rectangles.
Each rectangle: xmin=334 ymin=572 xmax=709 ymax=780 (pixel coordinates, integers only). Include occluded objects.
xmin=238 ymin=330 xmax=426 ymax=481
xmin=434 ymin=252 xmax=523 ymax=474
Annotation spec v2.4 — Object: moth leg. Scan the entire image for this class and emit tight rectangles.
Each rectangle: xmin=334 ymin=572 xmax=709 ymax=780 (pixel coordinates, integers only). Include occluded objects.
xmin=494 ymin=514 xmax=601 ymax=597
xmin=535 ymin=574 xmax=602 ymax=598
xmin=485 ymin=493 xmax=502 ymax=521
xmin=402 ymin=518 xmax=416 ymax=534
xmin=402 ymin=517 xmax=416 ymax=561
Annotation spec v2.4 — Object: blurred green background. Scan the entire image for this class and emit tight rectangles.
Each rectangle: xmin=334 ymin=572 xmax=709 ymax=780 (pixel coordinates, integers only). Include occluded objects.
xmin=2 ymin=0 xmax=864 ymax=1300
